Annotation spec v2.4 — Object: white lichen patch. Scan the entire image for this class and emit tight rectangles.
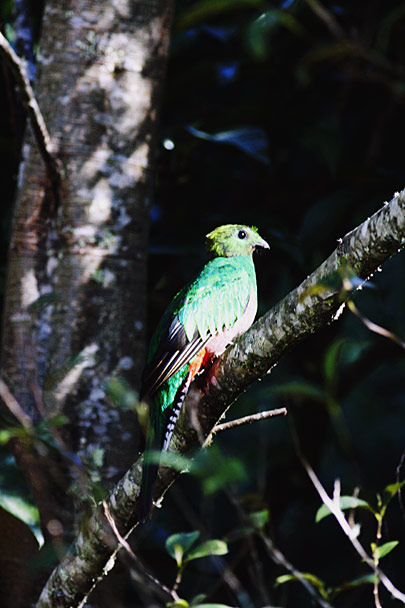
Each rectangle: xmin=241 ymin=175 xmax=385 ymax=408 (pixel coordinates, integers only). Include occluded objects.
xmin=89 ymin=179 xmax=112 ymax=224
xmin=103 ymin=554 xmax=116 ymax=576
xmin=90 ymin=388 xmax=105 ymax=401
xmin=118 ymin=356 xmax=134 ymax=370
xmin=79 ymin=147 xmax=110 ymax=181
xmin=40 ymin=284 xmax=53 ymax=295
xmin=102 ymin=269 xmax=116 ymax=287
xmin=46 ymin=256 xmax=58 ymax=276
xmin=295 ymin=300 xmax=306 ymax=315
xmin=21 ymin=268 xmax=40 ymax=308
xmin=125 ymin=142 xmax=150 ymax=180
xmin=361 ymin=220 xmax=370 ymax=239
xmin=271 ymin=325 xmax=285 ymax=341
xmin=54 ymin=343 xmax=99 ymax=406
xmin=123 ymin=474 xmax=135 ymax=498
xmin=116 ymin=208 xmax=132 ymax=229
xmin=333 ymin=303 xmax=346 ymax=321
xmin=112 ymin=0 xmax=132 ymax=19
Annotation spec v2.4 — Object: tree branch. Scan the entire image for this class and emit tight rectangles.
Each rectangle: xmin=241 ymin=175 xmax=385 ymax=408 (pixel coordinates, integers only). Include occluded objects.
xmin=0 ymin=31 xmax=62 ymax=196
xmin=213 ymin=408 xmax=287 ymax=434
xmin=36 ymin=189 xmax=405 ymax=607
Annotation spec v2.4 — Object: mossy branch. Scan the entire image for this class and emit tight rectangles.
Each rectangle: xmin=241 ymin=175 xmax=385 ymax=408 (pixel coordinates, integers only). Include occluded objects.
xmin=36 ymin=189 xmax=405 ymax=608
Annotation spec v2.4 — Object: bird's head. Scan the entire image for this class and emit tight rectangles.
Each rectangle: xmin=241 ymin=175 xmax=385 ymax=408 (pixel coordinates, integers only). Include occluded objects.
xmin=205 ymin=224 xmax=270 ymax=258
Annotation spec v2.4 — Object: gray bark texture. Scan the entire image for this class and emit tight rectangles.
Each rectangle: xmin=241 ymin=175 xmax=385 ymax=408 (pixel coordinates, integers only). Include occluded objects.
xmin=36 ymin=190 xmax=405 ymax=608
xmin=0 ymin=0 xmax=173 ymax=604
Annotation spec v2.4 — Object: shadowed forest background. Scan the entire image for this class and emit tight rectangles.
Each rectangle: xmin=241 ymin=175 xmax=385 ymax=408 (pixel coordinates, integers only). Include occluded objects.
xmin=0 ymin=1 xmax=405 ymax=607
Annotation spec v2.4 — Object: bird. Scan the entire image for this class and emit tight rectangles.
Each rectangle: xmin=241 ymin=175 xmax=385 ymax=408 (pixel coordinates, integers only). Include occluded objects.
xmin=138 ymin=224 xmax=269 ymax=519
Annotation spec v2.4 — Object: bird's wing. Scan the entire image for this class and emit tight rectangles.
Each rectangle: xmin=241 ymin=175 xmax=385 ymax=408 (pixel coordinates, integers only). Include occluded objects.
xmin=140 ymin=257 xmax=253 ymax=400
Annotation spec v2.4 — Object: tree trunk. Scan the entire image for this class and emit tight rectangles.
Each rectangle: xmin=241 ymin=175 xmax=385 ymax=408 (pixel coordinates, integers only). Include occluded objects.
xmin=0 ymin=0 xmax=173 ymax=604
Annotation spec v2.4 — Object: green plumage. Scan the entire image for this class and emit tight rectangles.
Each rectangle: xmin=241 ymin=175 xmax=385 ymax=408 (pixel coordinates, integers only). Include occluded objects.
xmin=139 ymin=224 xmax=269 ymax=519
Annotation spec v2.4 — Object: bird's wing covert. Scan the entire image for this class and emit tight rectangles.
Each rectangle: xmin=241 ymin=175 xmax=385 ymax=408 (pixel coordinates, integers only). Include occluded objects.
xmin=140 ymin=257 xmax=253 ymax=399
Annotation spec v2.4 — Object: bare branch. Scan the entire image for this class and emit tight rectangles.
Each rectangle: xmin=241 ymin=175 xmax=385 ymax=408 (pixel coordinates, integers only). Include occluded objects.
xmin=304 ymin=0 xmax=345 ymax=39
xmin=0 ymin=31 xmax=62 ymax=195
xmin=213 ymin=408 xmax=287 ymax=434
xmin=347 ymin=299 xmax=405 ymax=349
xmin=102 ymin=501 xmax=177 ymax=603
xmin=228 ymin=493 xmax=334 ymax=608
xmin=261 ymin=533 xmax=334 ymax=608
xmin=0 ymin=378 xmax=33 ymax=431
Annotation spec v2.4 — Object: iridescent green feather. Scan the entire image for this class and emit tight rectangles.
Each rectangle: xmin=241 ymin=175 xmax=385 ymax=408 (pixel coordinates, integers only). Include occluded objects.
xmin=177 ymin=256 xmax=256 ymax=342
xmin=139 ymin=225 xmax=269 ymax=519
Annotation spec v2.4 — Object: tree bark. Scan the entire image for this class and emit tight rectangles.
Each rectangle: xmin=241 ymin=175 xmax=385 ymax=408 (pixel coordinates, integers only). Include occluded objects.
xmin=0 ymin=0 xmax=173 ymax=604
xmin=36 ymin=189 xmax=405 ymax=608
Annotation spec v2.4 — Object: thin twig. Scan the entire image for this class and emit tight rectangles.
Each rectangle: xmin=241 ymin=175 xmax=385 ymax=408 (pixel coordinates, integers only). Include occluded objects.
xmin=396 ymin=451 xmax=405 ymax=518
xmin=261 ymin=533 xmax=335 ymax=608
xmin=301 ymin=459 xmax=405 ymax=604
xmin=0 ymin=378 xmax=33 ymax=431
xmin=347 ymin=300 xmax=405 ymax=349
xmin=102 ymin=501 xmax=178 ymax=603
xmin=227 ymin=493 xmax=335 ymax=608
xmin=0 ymin=31 xmax=62 ymax=197
xmin=304 ymin=0 xmax=345 ymax=39
xmin=213 ymin=408 xmax=287 ymax=434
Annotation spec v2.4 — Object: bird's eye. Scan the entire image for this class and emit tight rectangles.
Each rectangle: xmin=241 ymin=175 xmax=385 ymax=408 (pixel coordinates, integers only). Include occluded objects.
xmin=238 ymin=230 xmax=247 ymax=240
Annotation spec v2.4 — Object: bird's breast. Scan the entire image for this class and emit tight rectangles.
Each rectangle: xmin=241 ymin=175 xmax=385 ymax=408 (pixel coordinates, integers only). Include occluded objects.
xmin=205 ymin=288 xmax=257 ymax=357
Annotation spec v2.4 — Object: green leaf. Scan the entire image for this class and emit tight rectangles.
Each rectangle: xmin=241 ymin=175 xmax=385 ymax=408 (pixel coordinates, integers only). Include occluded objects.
xmin=249 ymin=509 xmax=269 ymax=530
xmin=158 ymin=451 xmax=193 ymax=472
xmin=316 ymin=496 xmax=372 ymax=523
xmin=267 ymin=381 xmax=325 ymax=402
xmin=167 ymin=600 xmax=190 ymax=608
xmin=187 ymin=126 xmax=270 ymax=165
xmin=166 ymin=531 xmax=200 ymax=566
xmin=0 ymin=491 xmax=43 ymax=546
xmin=0 ymin=429 xmax=12 ymax=444
xmin=191 ymin=447 xmax=246 ymax=495
xmin=374 ymin=541 xmax=399 ymax=560
xmin=324 ymin=339 xmax=347 ymax=383
xmin=176 ymin=0 xmax=266 ymax=29
xmin=342 ymin=573 xmax=376 ymax=587
xmin=192 ymin=604 xmax=236 ymax=608
xmin=276 ymin=572 xmax=327 ymax=597
xmin=384 ymin=480 xmax=405 ymax=501
xmin=105 ymin=377 xmax=138 ymax=410
xmin=333 ymin=574 xmax=375 ymax=596
xmin=247 ymin=9 xmax=307 ymax=60
xmin=185 ymin=539 xmax=228 ymax=562
xmin=190 ymin=594 xmax=207 ymax=606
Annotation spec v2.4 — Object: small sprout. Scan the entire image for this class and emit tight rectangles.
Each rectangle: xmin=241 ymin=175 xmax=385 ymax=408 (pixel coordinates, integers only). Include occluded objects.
xmin=372 ymin=540 xmax=399 ymax=560
xmin=249 ymin=509 xmax=269 ymax=530
xmin=166 ymin=531 xmax=200 ymax=567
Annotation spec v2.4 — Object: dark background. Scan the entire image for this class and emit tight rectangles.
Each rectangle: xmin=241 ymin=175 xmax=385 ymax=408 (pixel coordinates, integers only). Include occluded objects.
xmin=1 ymin=1 xmax=405 ymax=606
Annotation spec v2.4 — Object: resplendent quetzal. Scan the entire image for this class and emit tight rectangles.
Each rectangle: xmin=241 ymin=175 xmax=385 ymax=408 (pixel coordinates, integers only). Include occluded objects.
xmin=139 ymin=224 xmax=269 ymax=519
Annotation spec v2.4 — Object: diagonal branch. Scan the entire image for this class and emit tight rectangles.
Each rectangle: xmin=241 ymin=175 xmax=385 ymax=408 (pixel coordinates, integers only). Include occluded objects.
xmin=36 ymin=189 xmax=405 ymax=608
xmin=0 ymin=31 xmax=62 ymax=196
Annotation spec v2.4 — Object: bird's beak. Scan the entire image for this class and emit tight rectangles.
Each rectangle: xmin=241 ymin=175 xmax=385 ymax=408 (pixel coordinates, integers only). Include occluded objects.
xmin=254 ymin=237 xmax=270 ymax=250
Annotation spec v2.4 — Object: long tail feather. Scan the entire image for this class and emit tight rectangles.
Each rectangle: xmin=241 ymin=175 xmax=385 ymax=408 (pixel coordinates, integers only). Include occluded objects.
xmin=138 ymin=373 xmax=193 ymax=521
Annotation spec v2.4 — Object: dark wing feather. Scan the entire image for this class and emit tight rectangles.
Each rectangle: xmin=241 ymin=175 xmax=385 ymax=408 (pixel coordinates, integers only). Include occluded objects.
xmin=140 ymin=315 xmax=211 ymax=400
